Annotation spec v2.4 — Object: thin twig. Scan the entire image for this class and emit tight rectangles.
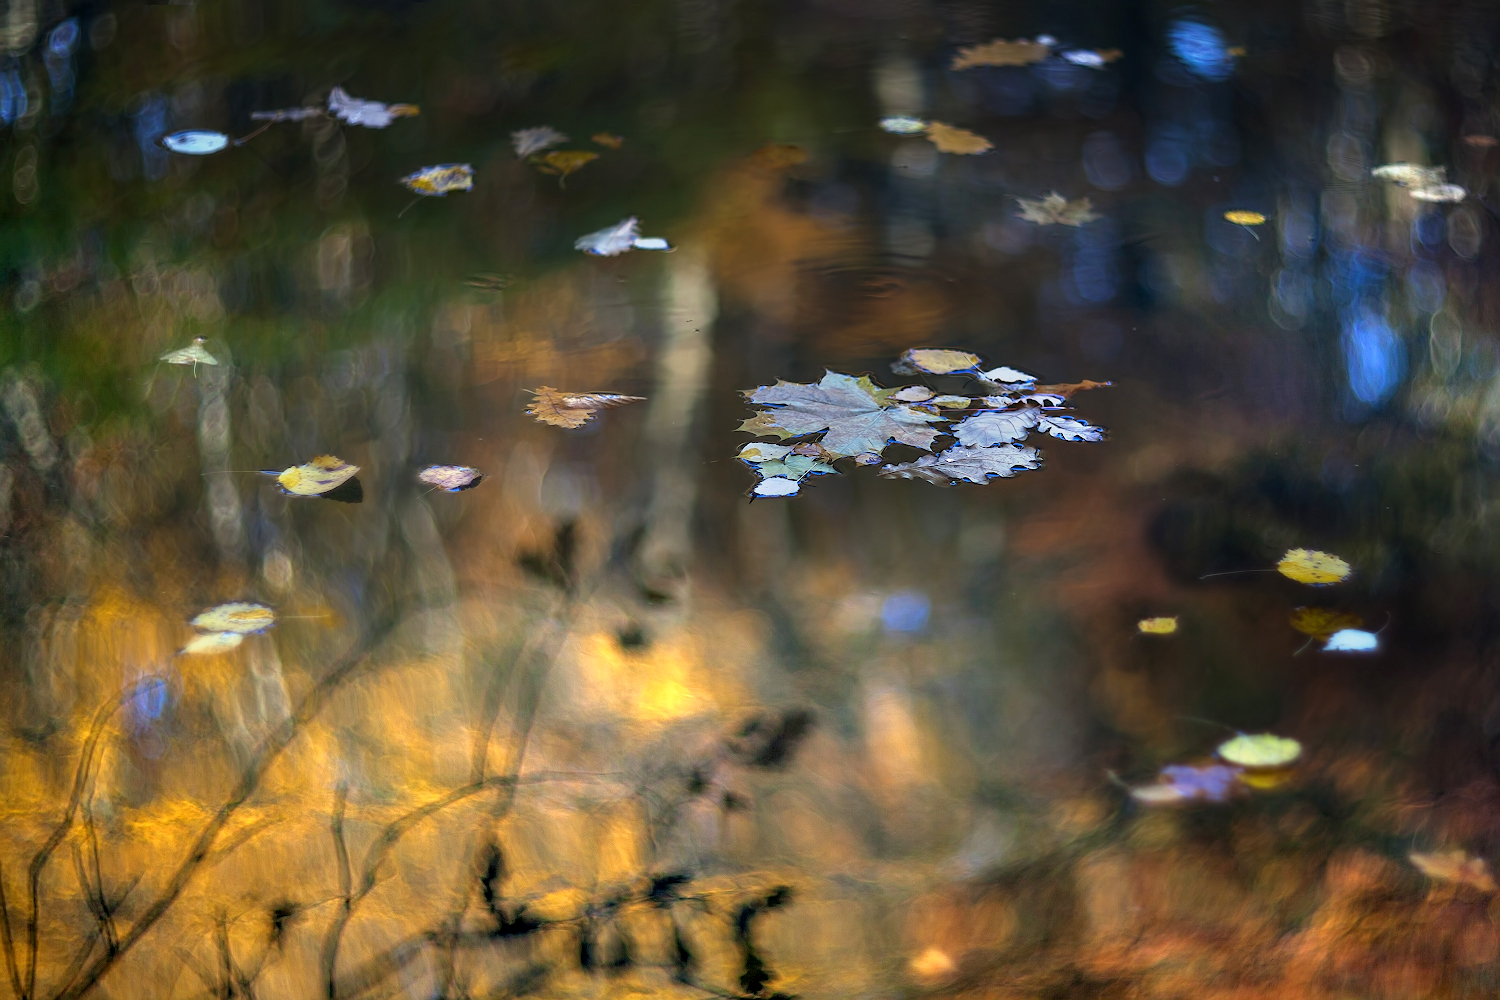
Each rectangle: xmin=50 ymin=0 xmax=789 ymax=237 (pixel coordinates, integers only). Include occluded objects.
xmin=0 ymin=861 xmax=24 ymax=1000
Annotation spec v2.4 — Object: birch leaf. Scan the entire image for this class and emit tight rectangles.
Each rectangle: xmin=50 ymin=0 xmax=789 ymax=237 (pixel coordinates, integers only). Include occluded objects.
xmin=1137 ymin=616 xmax=1179 ymax=635
xmin=1277 ymin=548 xmax=1351 ymax=586
xmin=512 ymin=126 xmax=568 ymax=158
xmin=951 ymin=38 xmax=1050 ymax=70
xmin=746 ymin=372 xmax=943 ymax=458
xmin=954 ymin=409 xmax=1038 ymax=446
xmin=527 ymin=387 xmax=645 ymax=428
xmin=1038 ymin=414 xmax=1107 ymax=442
xmin=894 ymin=348 xmax=982 ymax=375
xmin=1016 ymin=191 xmax=1100 ymax=226
xmin=1216 ymin=733 xmax=1301 ymax=769
xmin=925 ymin=122 xmax=992 ymax=155
xmin=263 ymin=455 xmax=360 ymax=496
xmin=327 ymin=86 xmax=418 ymax=129
xmin=879 ymin=444 xmax=1041 ymax=485
xmin=400 ymin=164 xmax=473 ymax=196
xmin=418 ymin=465 xmax=484 ymax=492
xmin=190 ymin=602 xmax=276 ymax=634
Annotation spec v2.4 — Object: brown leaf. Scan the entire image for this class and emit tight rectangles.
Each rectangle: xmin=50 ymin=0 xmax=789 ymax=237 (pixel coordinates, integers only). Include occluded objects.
xmin=526 ymin=387 xmax=645 ymax=428
xmin=591 ymin=132 xmax=625 ymax=149
xmin=951 ymin=38 xmax=1050 ymax=70
xmin=925 ymin=122 xmax=992 ymax=155
xmin=1032 ymin=380 xmax=1113 ymax=398
xmin=1410 ymin=850 xmax=1497 ymax=893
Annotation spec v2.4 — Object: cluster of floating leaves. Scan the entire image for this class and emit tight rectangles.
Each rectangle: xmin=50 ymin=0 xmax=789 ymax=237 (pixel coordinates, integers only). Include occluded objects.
xmin=1372 ymin=162 xmax=1467 ymax=203
xmin=526 ymin=387 xmax=646 ymax=428
xmin=1015 ymin=191 xmax=1100 ymax=226
xmin=163 ymin=87 xmax=421 ymax=157
xmin=181 ymin=601 xmax=276 ymax=656
xmin=1129 ymin=733 xmax=1302 ymax=806
xmin=735 ymin=348 xmax=1109 ymax=497
xmin=949 ymin=34 xmax=1123 ymax=71
xmin=877 ymin=115 xmax=992 ymax=155
xmin=509 ymin=126 xmax=625 ymax=187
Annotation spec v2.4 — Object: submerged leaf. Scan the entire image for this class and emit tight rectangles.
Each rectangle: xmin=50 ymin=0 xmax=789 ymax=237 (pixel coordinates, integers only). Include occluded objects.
xmin=1016 ymin=191 xmax=1100 ymax=226
xmin=190 ymin=602 xmax=276 ymax=635
xmin=1277 ymin=548 xmax=1351 ymax=586
xmin=1137 ymin=616 xmax=1179 ymax=635
xmin=951 ymin=38 xmax=1051 ymax=70
xmin=265 ymin=455 xmax=360 ymax=496
xmin=879 ymin=115 xmax=929 ymax=135
xmin=925 ymin=122 xmax=992 ymax=155
xmin=533 ymin=149 xmax=598 ymax=185
xmin=746 ymin=372 xmax=944 ymax=458
xmin=1131 ymin=764 xmax=1243 ymax=805
xmin=1410 ymin=850 xmax=1497 ymax=892
xmin=1323 ymin=628 xmax=1379 ymax=652
xmin=894 ymin=348 xmax=982 ymax=375
xmin=591 ymin=132 xmax=625 ymax=149
xmin=162 ymin=130 xmax=230 ymax=155
xmin=328 ymin=86 xmax=418 ymax=129
xmin=1216 ymin=733 xmax=1302 ymax=769
xmin=181 ymin=631 xmax=245 ymax=655
xmin=1290 ymin=607 xmax=1363 ymax=640
xmin=880 ymin=444 xmax=1041 ymax=485
xmin=574 ymin=217 xmax=672 ymax=256
xmin=954 ymin=409 xmax=1038 ymax=447
xmin=419 ymin=465 xmax=484 ymax=492
xmin=400 ymin=164 xmax=474 ymax=196
xmin=512 ymin=126 xmax=568 ymax=158
xmin=160 ymin=337 xmax=218 ymax=369
xmin=527 ymin=387 xmax=645 ymax=428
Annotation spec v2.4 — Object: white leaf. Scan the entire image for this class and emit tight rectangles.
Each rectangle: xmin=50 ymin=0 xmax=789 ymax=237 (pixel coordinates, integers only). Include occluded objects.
xmin=575 ymin=217 xmax=671 ymax=256
xmin=891 ymin=386 xmax=935 ymax=402
xmin=879 ymin=444 xmax=1041 ymax=485
xmin=738 ymin=443 xmax=793 ymax=463
xmin=1038 ymin=414 xmax=1106 ymax=441
xmin=512 ymin=126 xmax=568 ymax=158
xmin=977 ymin=366 xmax=1037 ymax=385
xmin=630 ymin=237 xmax=673 ymax=251
xmin=182 ymin=631 xmax=245 ymax=655
xmin=1021 ymin=393 xmax=1067 ymax=407
xmin=328 ymin=87 xmax=416 ymax=129
xmin=879 ymin=115 xmax=928 ymax=135
xmin=954 ymin=409 xmax=1038 ymax=446
xmin=753 ymin=476 xmax=801 ymax=497
xmin=1323 ymin=628 xmax=1379 ymax=652
xmin=1410 ymin=183 xmax=1466 ymax=203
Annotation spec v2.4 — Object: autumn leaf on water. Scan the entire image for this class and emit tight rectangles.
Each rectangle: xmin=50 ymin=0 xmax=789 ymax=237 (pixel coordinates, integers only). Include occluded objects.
xmin=327 ymin=86 xmax=419 ymax=129
xmin=737 ymin=443 xmax=837 ymax=498
xmin=879 ymin=115 xmax=929 ymax=135
xmin=250 ymin=106 xmax=322 ymax=123
xmin=880 ymin=444 xmax=1042 ymax=485
xmin=977 ymin=366 xmax=1039 ymax=387
xmin=400 ymin=164 xmax=474 ymax=196
xmin=951 ymin=37 xmax=1050 ymax=70
xmin=418 ymin=465 xmax=484 ymax=492
xmin=1323 ymin=628 xmax=1378 ymax=652
xmin=1290 ymin=607 xmax=1363 ymax=641
xmin=1410 ymin=850 xmax=1497 ymax=893
xmin=1032 ymin=379 xmax=1112 ymax=398
xmin=1216 ymin=733 xmax=1302 ymax=769
xmin=1138 ymin=616 xmax=1179 ymax=635
xmin=1224 ymin=210 xmax=1266 ymax=225
xmin=190 ymin=601 xmax=277 ymax=634
xmin=1277 ymin=548 xmax=1351 ymax=586
xmin=1463 ymin=134 xmax=1499 ymax=148
xmin=1130 ymin=764 xmax=1243 ymax=805
xmin=532 ymin=149 xmax=598 ymax=187
xmin=925 ymin=122 xmax=992 ymax=155
xmin=574 ymin=217 xmax=673 ymax=256
xmin=527 ymin=387 xmax=646 ymax=428
xmin=1410 ymin=183 xmax=1467 ymax=203
xmin=591 ymin=132 xmax=624 ymax=149
xmin=1037 ymin=414 xmax=1106 ymax=442
xmin=512 ymin=126 xmax=568 ymax=158
xmin=745 ymin=372 xmax=944 ymax=458
xmin=1372 ymin=163 xmax=1467 ymax=203
xmin=1061 ymin=48 xmax=1123 ymax=68
xmin=161 ymin=130 xmax=230 ymax=155
xmin=262 ymin=455 xmax=360 ymax=497
xmin=893 ymin=348 xmax=982 ymax=375
xmin=181 ymin=631 xmax=246 ymax=656
xmin=1016 ymin=191 xmax=1100 ymax=226
xmin=160 ymin=337 xmax=218 ymax=372
xmin=953 ymin=409 xmax=1038 ymax=447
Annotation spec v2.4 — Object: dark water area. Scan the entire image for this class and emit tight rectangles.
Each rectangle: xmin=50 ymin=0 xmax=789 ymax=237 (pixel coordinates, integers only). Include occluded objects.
xmin=4 ymin=0 xmax=1500 ymax=997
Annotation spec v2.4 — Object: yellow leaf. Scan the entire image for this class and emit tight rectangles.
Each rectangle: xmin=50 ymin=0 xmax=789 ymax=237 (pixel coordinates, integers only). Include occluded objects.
xmin=189 ymin=602 xmax=276 ymax=635
xmin=1216 ymin=733 xmax=1302 ymax=769
xmin=272 ymin=455 xmax=359 ymax=496
xmin=533 ymin=149 xmax=598 ymax=187
xmin=909 ymin=947 xmax=957 ymax=982
xmin=951 ymin=38 xmax=1050 ymax=70
xmin=181 ymin=631 xmax=245 ymax=655
xmin=527 ymin=387 xmax=645 ymax=428
xmin=925 ymin=122 xmax=992 ymax=155
xmin=898 ymin=348 xmax=982 ymax=374
xmin=1137 ymin=616 xmax=1178 ymax=635
xmin=1290 ymin=606 xmax=1363 ymax=640
xmin=1410 ymin=849 xmax=1497 ymax=892
xmin=1224 ymin=210 xmax=1266 ymax=225
xmin=399 ymin=163 xmax=474 ymax=196
xmin=1277 ymin=548 xmax=1351 ymax=586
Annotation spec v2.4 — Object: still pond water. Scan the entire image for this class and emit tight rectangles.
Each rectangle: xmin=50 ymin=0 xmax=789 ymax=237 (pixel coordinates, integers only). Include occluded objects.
xmin=3 ymin=1 xmax=1500 ymax=997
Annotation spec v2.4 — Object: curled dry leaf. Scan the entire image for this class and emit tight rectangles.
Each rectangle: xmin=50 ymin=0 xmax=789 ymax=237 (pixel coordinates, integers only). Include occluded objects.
xmin=328 ymin=86 xmax=418 ymax=129
xmin=400 ymin=164 xmax=474 ymax=196
xmin=951 ymin=37 xmax=1050 ymax=70
xmin=1016 ymin=191 xmax=1100 ymax=226
xmin=925 ymin=122 xmax=992 ymax=155
xmin=418 ymin=465 xmax=484 ymax=492
xmin=1216 ymin=733 xmax=1301 ymax=769
xmin=512 ymin=126 xmax=568 ymax=158
xmin=1038 ymin=414 xmax=1106 ymax=442
xmin=880 ymin=444 xmax=1041 ymax=485
xmin=1410 ymin=850 xmax=1497 ymax=893
xmin=1290 ymin=606 xmax=1363 ymax=640
xmin=1277 ymin=548 xmax=1351 ymax=586
xmin=160 ymin=337 xmax=218 ymax=370
xmin=527 ymin=387 xmax=646 ymax=428
xmin=1032 ymin=379 xmax=1112 ymax=398
xmin=745 ymin=372 xmax=944 ymax=458
xmin=1131 ymin=764 xmax=1243 ymax=805
xmin=263 ymin=455 xmax=360 ymax=496
xmin=190 ymin=602 xmax=276 ymax=635
xmin=1137 ymin=616 xmax=1178 ymax=635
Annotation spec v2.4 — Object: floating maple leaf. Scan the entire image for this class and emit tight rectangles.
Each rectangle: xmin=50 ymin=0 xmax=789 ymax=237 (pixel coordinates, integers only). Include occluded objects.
xmin=512 ymin=126 xmax=568 ymax=158
xmin=527 ymin=387 xmax=645 ymax=428
xmin=328 ymin=86 xmax=418 ymax=129
xmin=925 ymin=122 xmax=992 ymax=155
xmin=1016 ymin=191 xmax=1100 ymax=226
xmin=745 ymin=372 xmax=944 ymax=458
xmin=951 ymin=37 xmax=1051 ymax=70
xmin=880 ymin=444 xmax=1041 ymax=485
